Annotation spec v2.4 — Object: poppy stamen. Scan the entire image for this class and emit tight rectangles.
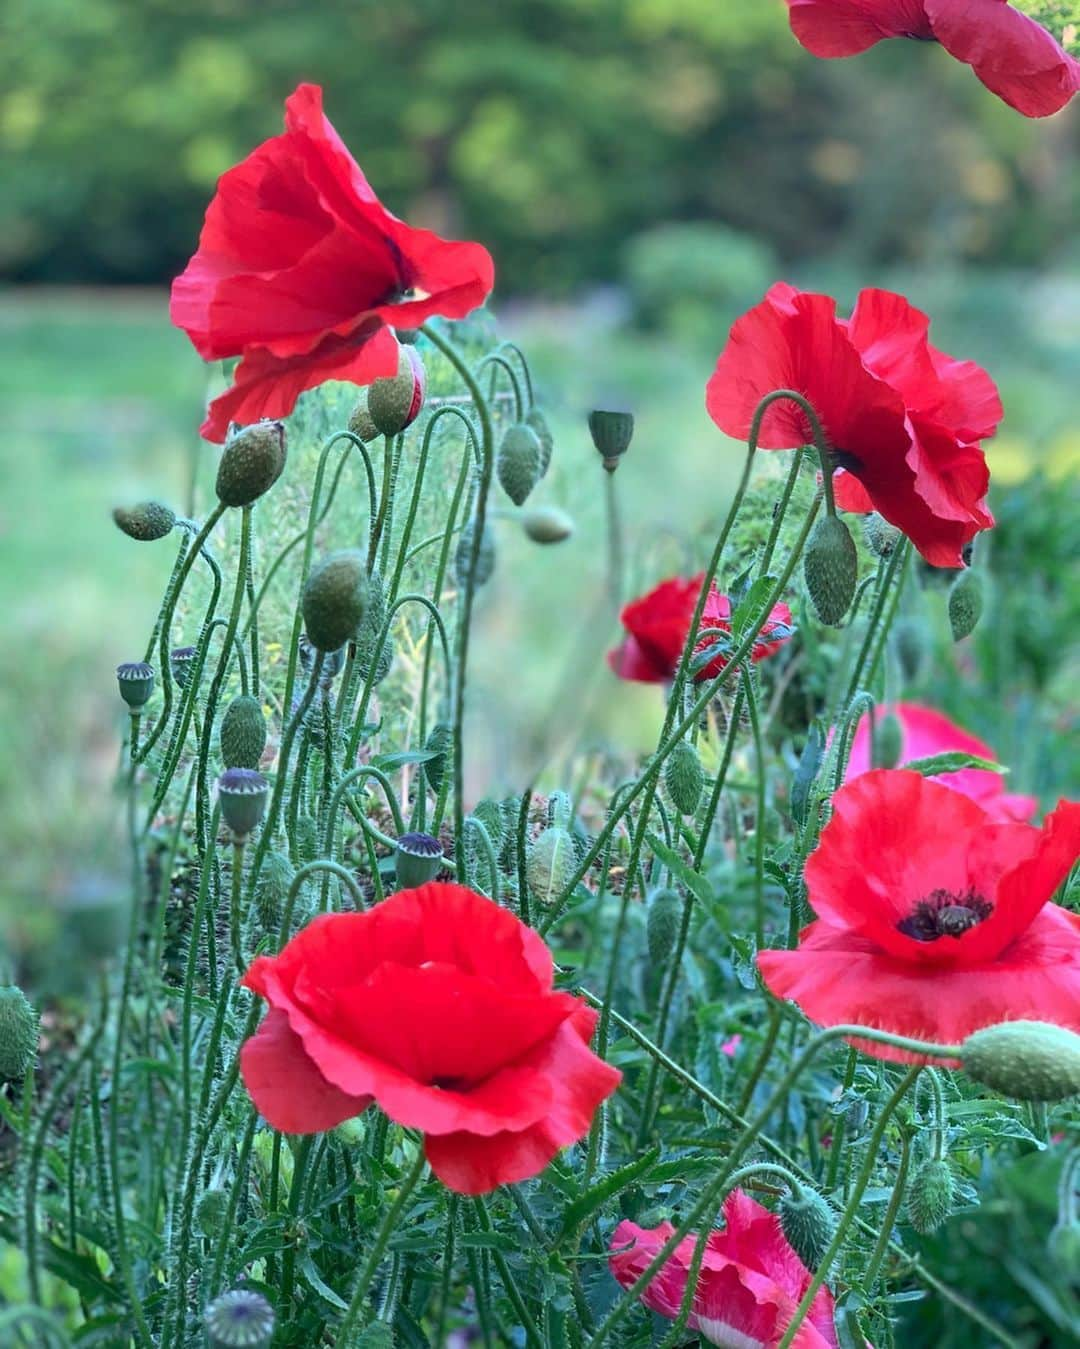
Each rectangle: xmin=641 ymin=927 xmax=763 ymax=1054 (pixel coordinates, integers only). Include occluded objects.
xmin=897 ymin=887 xmax=993 ymax=942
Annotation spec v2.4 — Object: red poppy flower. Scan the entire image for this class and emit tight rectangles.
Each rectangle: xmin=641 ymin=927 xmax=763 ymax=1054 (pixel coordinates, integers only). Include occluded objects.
xmin=608 ymin=574 xmax=793 ymax=684
xmin=609 ymin=1189 xmax=839 ymax=1348
xmin=171 ymin=84 xmax=494 ymax=442
xmin=239 ymin=882 xmax=620 ymax=1194
xmin=785 ymin=1 xmax=1080 ymax=117
xmin=706 ymin=284 xmax=1000 ymax=568
xmin=758 ymin=771 xmax=1080 ymax=1064
xmin=845 ymin=701 xmax=1037 ymax=822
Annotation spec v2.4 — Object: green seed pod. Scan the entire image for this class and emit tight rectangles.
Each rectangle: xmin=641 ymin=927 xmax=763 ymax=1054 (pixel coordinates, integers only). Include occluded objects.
xmin=497 ymin=423 xmax=543 ymax=506
xmin=893 ymin=618 xmax=928 ymax=685
xmin=395 ymin=832 xmax=445 ymax=889
xmin=526 ymin=406 xmax=555 ymax=477
xmin=422 ymin=722 xmax=453 ymax=794
xmin=863 ymin=512 xmax=902 ymax=558
xmin=455 ymin=519 xmax=495 ymax=590
xmin=217 ymin=768 xmax=268 ymax=840
xmin=962 ymin=1021 xmax=1080 ymax=1102
xmin=170 ymin=645 xmax=199 ymax=690
xmin=196 ymin=1187 xmax=230 ymax=1237
xmin=588 ymin=409 xmax=634 ymax=470
xmin=295 ymin=813 xmax=319 ymax=865
xmin=216 ymin=420 xmax=287 ymax=507
xmin=948 ymin=569 xmax=984 ymax=642
xmin=367 ymin=345 xmax=426 ymax=436
xmin=112 ymin=500 xmax=176 ymax=541
xmin=302 ymin=549 xmax=369 ymax=653
xmin=527 ymin=826 xmax=576 ymax=906
xmin=472 ymin=799 xmax=506 ymax=853
xmin=779 ymin=1187 xmax=837 ymax=1271
xmin=0 ymin=985 xmax=39 ymax=1080
xmin=1048 ymin=1222 xmax=1080 ymax=1281
xmin=116 ymin=661 xmax=155 ymax=711
xmin=204 ymin=1289 xmax=275 ymax=1349
xmin=804 ymin=514 xmax=858 ymax=626
xmin=522 ymin=505 xmax=574 ymax=545
xmin=871 ymin=711 xmax=904 ymax=770
xmin=664 ymin=741 xmax=705 ymax=816
xmin=906 ymin=1158 xmax=955 ymax=1234
xmin=347 ymin=396 xmax=379 ymax=443
xmin=219 ymin=695 xmax=266 ymax=770
xmin=254 ymin=851 xmax=294 ymax=931
xmin=646 ymin=888 xmax=682 ymax=967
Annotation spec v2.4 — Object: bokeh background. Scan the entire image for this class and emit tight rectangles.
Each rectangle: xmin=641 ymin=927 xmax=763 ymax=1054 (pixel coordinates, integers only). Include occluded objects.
xmin=2 ymin=0 xmax=1079 ymax=959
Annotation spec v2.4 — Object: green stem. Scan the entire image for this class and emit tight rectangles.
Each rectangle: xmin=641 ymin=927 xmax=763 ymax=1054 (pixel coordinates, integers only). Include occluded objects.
xmin=864 ymin=1126 xmax=913 ymax=1288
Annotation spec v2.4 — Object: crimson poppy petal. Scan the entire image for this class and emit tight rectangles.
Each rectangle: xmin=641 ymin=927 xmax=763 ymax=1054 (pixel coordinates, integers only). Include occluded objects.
xmin=608 ymin=1221 xmax=689 ymax=1320
xmin=240 ymin=1008 xmax=372 ymax=1133
xmin=785 ymin=0 xmax=931 ymax=55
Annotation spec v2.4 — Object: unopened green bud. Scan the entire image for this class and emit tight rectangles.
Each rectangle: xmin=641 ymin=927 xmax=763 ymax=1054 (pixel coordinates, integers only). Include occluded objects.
xmin=113 ymin=500 xmax=176 ymax=541
xmin=302 ymin=550 xmax=369 ymax=653
xmin=527 ymin=826 xmax=576 ymax=906
xmin=395 ymin=832 xmax=445 ymax=889
xmin=664 ymin=741 xmax=704 ymax=816
xmin=196 ymin=1187 xmax=230 ymax=1237
xmin=204 ymin=1289 xmax=275 ymax=1349
xmin=962 ymin=1021 xmax=1080 ymax=1102
xmin=949 ymin=569 xmax=984 ymax=642
xmin=779 ymin=1187 xmax=837 ymax=1271
xmin=472 ymin=799 xmax=506 ymax=852
xmin=588 ymin=409 xmax=634 ymax=470
xmin=893 ymin=618 xmax=928 ymax=684
xmin=354 ymin=569 xmax=392 ymax=685
xmin=500 ymin=795 xmax=523 ymax=868
xmin=347 ymin=397 xmax=379 ymax=443
xmin=872 ymin=711 xmax=904 ymax=770
xmin=422 ymin=722 xmax=453 ymax=794
xmin=334 ymin=1116 xmax=367 ymax=1146
xmin=368 ymin=346 xmax=425 ymax=436
xmin=804 ymin=513 xmax=858 ymax=625
xmin=0 ymin=985 xmax=39 ymax=1080
xmin=219 ymin=695 xmax=266 ymax=770
xmin=216 ymin=420 xmax=287 ymax=507
xmin=217 ymin=768 xmax=268 ymax=840
xmin=526 ymin=406 xmax=555 ymax=477
xmin=645 ymin=888 xmax=682 ymax=967
xmin=455 ymin=519 xmax=495 ymax=590
xmin=522 ymin=505 xmax=573 ymax=545
xmin=117 ymin=661 xmax=155 ymax=711
xmin=906 ymin=1158 xmax=955 ymax=1234
xmin=497 ymin=423 xmax=543 ymax=507
xmin=863 ymin=512 xmax=902 ymax=558
xmin=254 ymin=851 xmax=294 ymax=931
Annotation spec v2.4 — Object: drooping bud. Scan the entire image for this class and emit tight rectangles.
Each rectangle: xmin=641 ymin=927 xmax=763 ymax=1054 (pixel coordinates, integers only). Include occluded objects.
xmin=367 ymin=346 xmax=426 ymax=436
xmin=779 ymin=1186 xmax=837 ymax=1271
xmin=803 ymin=514 xmax=858 ymax=625
xmin=961 ymin=1021 xmax=1080 ymax=1102
xmin=906 ymin=1158 xmax=955 ymax=1234
xmin=346 ymin=397 xmax=379 ymax=444
xmin=170 ymin=646 xmax=199 ymax=690
xmin=497 ymin=423 xmax=543 ymax=506
xmin=948 ymin=569 xmax=984 ymax=642
xmin=204 ymin=1289 xmax=276 ymax=1349
xmin=664 ymin=741 xmax=704 ymax=816
xmin=863 ymin=512 xmax=902 ymax=558
xmin=0 ymin=985 xmax=39 ymax=1080
xmin=112 ymin=500 xmax=176 ymax=541
xmin=395 ymin=832 xmax=445 ymax=889
xmin=217 ymin=768 xmax=269 ymax=840
xmin=116 ymin=661 xmax=155 ymax=712
xmin=219 ymin=695 xmax=267 ymax=770
xmin=472 ymin=799 xmax=507 ymax=853
xmin=645 ymin=888 xmax=682 ymax=967
xmin=588 ymin=410 xmax=634 ymax=471
xmin=522 ymin=505 xmax=574 ymax=545
xmin=526 ymin=406 xmax=555 ymax=477
xmin=454 ymin=519 xmax=495 ymax=590
xmin=196 ymin=1187 xmax=230 ymax=1237
xmin=526 ymin=826 xmax=577 ymax=906
xmin=871 ymin=711 xmax=904 ymax=770
xmin=216 ymin=420 xmax=287 ymax=507
xmin=893 ymin=618 xmax=928 ymax=685
xmin=302 ymin=550 xmax=369 ymax=653
xmin=422 ymin=722 xmax=453 ymax=794
xmin=254 ymin=851 xmax=294 ymax=931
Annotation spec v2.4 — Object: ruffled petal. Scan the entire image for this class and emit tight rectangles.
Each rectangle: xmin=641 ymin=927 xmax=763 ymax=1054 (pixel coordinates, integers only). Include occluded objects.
xmin=240 ymin=1008 xmax=372 ymax=1133
xmin=608 ymin=1221 xmax=689 ymax=1320
xmin=786 ymin=0 xmax=932 ymax=55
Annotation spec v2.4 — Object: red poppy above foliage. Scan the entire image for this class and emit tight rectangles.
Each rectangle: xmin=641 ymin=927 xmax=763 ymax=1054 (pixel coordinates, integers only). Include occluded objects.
xmin=239 ymin=883 xmax=620 ymax=1195
xmin=609 ymin=1189 xmax=839 ymax=1348
xmin=846 ymin=701 xmax=1037 ymax=822
xmin=171 ymin=83 xmax=494 ymax=443
xmin=785 ymin=1 xmax=1080 ymax=117
xmin=706 ymin=285 xmax=1001 ymax=568
xmin=758 ymin=771 xmax=1080 ymax=1064
xmin=607 ymin=574 xmax=793 ymax=684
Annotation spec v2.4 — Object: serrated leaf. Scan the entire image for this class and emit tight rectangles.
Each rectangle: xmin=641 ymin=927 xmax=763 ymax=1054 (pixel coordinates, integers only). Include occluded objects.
xmin=300 ymin=1251 xmax=350 ymax=1310
xmin=557 ymin=1148 xmax=661 ymax=1241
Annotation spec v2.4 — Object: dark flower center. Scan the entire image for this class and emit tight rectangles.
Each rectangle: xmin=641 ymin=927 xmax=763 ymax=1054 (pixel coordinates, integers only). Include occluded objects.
xmin=830 ymin=448 xmax=863 ymax=475
xmin=897 ymin=888 xmax=993 ymax=943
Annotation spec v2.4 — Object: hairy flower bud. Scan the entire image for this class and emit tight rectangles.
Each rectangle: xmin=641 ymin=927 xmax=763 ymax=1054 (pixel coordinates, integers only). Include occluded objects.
xmin=871 ymin=711 xmax=904 ymax=770
xmin=497 ymin=423 xmax=543 ymax=506
xmin=455 ymin=519 xmax=495 ymax=590
xmin=395 ymin=832 xmax=445 ymax=889
xmin=422 ymin=722 xmax=453 ymax=794
xmin=347 ymin=396 xmax=379 ymax=443
xmin=646 ymin=888 xmax=682 ymax=967
xmin=472 ymin=799 xmax=506 ymax=853
xmin=216 ymin=420 xmax=287 ymax=507
xmin=196 ymin=1187 xmax=230 ymax=1237
xmin=588 ymin=409 xmax=634 ymax=470
xmin=116 ymin=661 xmax=155 ymax=711
xmin=526 ymin=406 xmax=555 ymax=477
xmin=863 ymin=512 xmax=902 ymax=558
xmin=522 ymin=505 xmax=574 ymax=545
xmin=112 ymin=500 xmax=176 ymax=541
xmin=354 ymin=569 xmax=392 ymax=685
xmin=779 ymin=1186 xmax=837 ymax=1271
xmin=527 ymin=826 xmax=576 ymax=906
xmin=217 ymin=768 xmax=269 ymax=840
xmin=219 ymin=695 xmax=266 ymax=770
xmin=804 ymin=514 xmax=858 ymax=625
xmin=302 ymin=550 xmax=369 ymax=653
xmin=961 ymin=1021 xmax=1080 ymax=1102
xmin=254 ymin=851 xmax=294 ymax=931
xmin=906 ymin=1158 xmax=955 ymax=1234
xmin=204 ymin=1289 xmax=275 ymax=1349
xmin=0 ymin=985 xmax=39 ymax=1080
xmin=664 ymin=740 xmax=705 ymax=816
xmin=367 ymin=345 xmax=426 ymax=435
xmin=893 ymin=618 xmax=928 ymax=684
xmin=948 ymin=569 xmax=984 ymax=642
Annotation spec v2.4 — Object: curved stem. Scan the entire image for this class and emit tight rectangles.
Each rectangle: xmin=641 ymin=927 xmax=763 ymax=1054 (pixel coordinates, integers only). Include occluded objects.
xmin=864 ymin=1126 xmax=913 ymax=1289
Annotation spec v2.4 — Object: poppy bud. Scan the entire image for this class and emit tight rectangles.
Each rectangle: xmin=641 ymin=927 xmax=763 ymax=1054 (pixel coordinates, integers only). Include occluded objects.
xmin=779 ymin=1186 xmax=837 ymax=1271
xmin=216 ymin=420 xmax=287 ymax=507
xmin=803 ymin=514 xmax=858 ymax=626
xmin=863 ymin=512 xmax=902 ymax=558
xmin=646 ymin=888 xmax=682 ymax=967
xmin=497 ymin=423 xmax=543 ymax=506
xmin=472 ymin=799 xmax=506 ymax=852
xmin=217 ymin=768 xmax=269 ymax=840
xmin=961 ymin=1020 xmax=1080 ymax=1102
xmin=171 ymin=646 xmax=199 ymax=690
xmin=302 ymin=550 xmax=369 ymax=653
xmin=454 ymin=519 xmax=496 ymax=590
xmin=367 ymin=345 xmax=426 ymax=436
xmin=395 ymin=832 xmax=445 ymax=889
xmin=526 ymin=826 xmax=576 ymax=906
xmin=422 ymin=722 xmax=453 ymax=794
xmin=196 ymin=1187 xmax=230 ymax=1237
xmin=500 ymin=795 xmax=523 ymax=867
xmin=204 ymin=1289 xmax=275 ymax=1349
xmin=219 ymin=695 xmax=267 ymax=770
xmin=522 ymin=505 xmax=574 ymax=545
xmin=906 ymin=1158 xmax=955 ymax=1234
xmin=347 ymin=397 xmax=379 ymax=443
xmin=526 ymin=406 xmax=555 ymax=477
xmin=354 ymin=569 xmax=393 ymax=685
xmin=893 ymin=618 xmax=928 ymax=684
xmin=335 ymin=1116 xmax=367 ymax=1146
xmin=588 ymin=409 xmax=634 ymax=471
xmin=117 ymin=661 xmax=155 ymax=712
xmin=295 ymin=813 xmax=318 ymax=864
xmin=664 ymin=741 xmax=704 ymax=816
xmin=1048 ymin=1223 xmax=1080 ymax=1281
xmin=113 ymin=500 xmax=176 ymax=541
xmin=254 ymin=850 xmax=294 ymax=931
xmin=871 ymin=711 xmax=904 ymax=770
xmin=0 ymin=984 xmax=39 ymax=1080
xmin=948 ymin=569 xmax=984 ymax=642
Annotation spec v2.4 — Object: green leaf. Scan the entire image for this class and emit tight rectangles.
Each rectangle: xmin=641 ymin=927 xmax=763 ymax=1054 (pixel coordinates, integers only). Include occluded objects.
xmin=645 ymin=834 xmax=716 ymax=907
xmin=791 ymin=719 xmax=825 ymax=825
xmin=902 ymin=752 xmax=1005 ymax=777
xmin=300 ymin=1251 xmax=349 ymax=1310
xmin=557 ymin=1147 xmax=661 ymax=1241
xmin=371 ymin=749 xmax=437 ymax=771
